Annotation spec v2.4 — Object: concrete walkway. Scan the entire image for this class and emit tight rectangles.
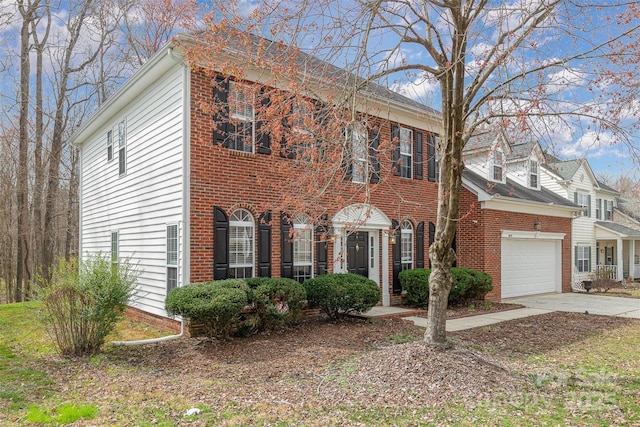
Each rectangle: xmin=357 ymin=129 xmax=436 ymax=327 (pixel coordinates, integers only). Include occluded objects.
xmin=363 ymin=292 xmax=640 ymax=331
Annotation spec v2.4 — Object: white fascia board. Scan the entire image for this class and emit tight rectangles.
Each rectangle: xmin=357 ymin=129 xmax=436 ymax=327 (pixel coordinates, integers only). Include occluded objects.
xmin=594 ymin=223 xmax=628 ymax=238
xmin=69 ymin=44 xmax=184 ymax=147
xmin=482 ymin=197 xmax=579 ymax=218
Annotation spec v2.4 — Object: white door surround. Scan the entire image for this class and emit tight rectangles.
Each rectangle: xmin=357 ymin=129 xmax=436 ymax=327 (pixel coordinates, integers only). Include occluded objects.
xmin=332 ymin=204 xmax=392 ymax=306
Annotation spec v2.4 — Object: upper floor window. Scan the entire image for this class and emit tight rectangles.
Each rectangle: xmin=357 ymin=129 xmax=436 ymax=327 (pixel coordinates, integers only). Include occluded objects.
xmin=118 ymin=119 xmax=126 ymax=176
xmin=399 ymin=127 xmax=413 ymax=179
xmin=107 ymin=130 xmax=113 ymax=161
xmin=228 ymin=82 xmax=255 ymax=153
xmin=167 ymin=225 xmax=178 ymax=293
xmin=293 ymin=214 xmax=313 ymax=283
xmin=400 ymin=220 xmax=414 ymax=271
xmin=529 ymin=160 xmax=539 ymax=188
xmin=348 ymin=123 xmax=368 ymax=184
xmin=575 ymin=191 xmax=590 ymax=217
xmin=228 ymin=209 xmax=254 ymax=278
xmin=604 ymin=199 xmax=613 ymax=220
xmin=492 ymin=150 xmax=504 ymax=181
xmin=596 ymin=198 xmax=602 ymax=219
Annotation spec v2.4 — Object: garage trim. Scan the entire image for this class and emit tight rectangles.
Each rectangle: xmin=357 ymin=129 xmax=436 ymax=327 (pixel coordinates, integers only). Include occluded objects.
xmin=501 ymin=230 xmax=566 ymax=240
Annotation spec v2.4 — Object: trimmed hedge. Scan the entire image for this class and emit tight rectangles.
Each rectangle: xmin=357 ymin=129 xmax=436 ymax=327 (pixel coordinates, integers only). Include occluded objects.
xmin=399 ymin=267 xmax=493 ymax=308
xmin=165 ymin=278 xmax=306 ymax=338
xmin=303 ymin=273 xmax=380 ymax=320
xmin=165 ymin=279 xmax=248 ymax=338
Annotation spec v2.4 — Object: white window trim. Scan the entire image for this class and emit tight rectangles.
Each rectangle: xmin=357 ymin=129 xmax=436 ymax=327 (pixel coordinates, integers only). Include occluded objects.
xmin=167 ymin=224 xmax=179 ymax=292
xmin=349 ymin=123 xmax=368 ymax=184
xmin=229 ymin=82 xmax=255 ymax=153
xmin=111 ymin=231 xmax=119 ymax=266
xmin=399 ymin=127 xmax=413 ymax=179
xmin=529 ymin=159 xmax=539 ymax=189
xmin=596 ymin=198 xmax=602 ymax=220
xmin=118 ymin=119 xmax=127 ymax=176
xmin=576 ymin=245 xmax=590 ymax=273
xmin=293 ymin=214 xmax=314 ymax=283
xmin=107 ymin=129 xmax=113 ymax=162
xmin=576 ymin=191 xmax=589 ymax=217
xmin=400 ymin=220 xmax=414 ymax=271
xmin=229 ymin=209 xmax=255 ymax=278
xmin=491 ymin=150 xmax=504 ymax=182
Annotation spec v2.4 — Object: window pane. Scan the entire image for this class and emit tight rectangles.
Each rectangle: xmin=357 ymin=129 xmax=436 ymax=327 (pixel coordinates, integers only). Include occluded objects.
xmin=167 ymin=225 xmax=178 ymax=265
xmin=167 ymin=267 xmax=178 ymax=292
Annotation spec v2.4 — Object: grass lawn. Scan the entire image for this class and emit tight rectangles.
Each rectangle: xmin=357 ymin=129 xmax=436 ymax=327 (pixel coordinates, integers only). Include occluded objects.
xmin=1 ymin=301 xmax=640 ymax=426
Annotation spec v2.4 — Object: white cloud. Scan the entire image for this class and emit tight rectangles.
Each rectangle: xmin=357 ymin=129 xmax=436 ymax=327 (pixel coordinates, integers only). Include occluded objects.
xmin=391 ymin=72 xmax=439 ymax=103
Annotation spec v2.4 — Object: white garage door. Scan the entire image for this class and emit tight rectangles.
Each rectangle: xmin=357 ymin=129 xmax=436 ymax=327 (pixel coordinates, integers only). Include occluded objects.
xmin=501 ymin=238 xmax=559 ymax=298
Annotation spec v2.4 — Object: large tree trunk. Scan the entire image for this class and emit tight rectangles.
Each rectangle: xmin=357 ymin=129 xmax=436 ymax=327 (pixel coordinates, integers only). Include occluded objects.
xmin=16 ymin=0 xmax=35 ymax=302
xmin=424 ymin=4 xmax=468 ymax=346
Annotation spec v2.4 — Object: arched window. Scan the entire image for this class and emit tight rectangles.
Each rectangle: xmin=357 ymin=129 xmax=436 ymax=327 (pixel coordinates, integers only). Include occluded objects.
xmin=401 ymin=220 xmax=414 ymax=271
xmin=293 ymin=214 xmax=313 ymax=283
xmin=229 ymin=209 xmax=254 ymax=278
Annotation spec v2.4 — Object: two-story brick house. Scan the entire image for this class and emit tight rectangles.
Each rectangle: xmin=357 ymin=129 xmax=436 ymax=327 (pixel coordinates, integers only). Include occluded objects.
xmin=70 ymin=35 xmax=583 ymax=329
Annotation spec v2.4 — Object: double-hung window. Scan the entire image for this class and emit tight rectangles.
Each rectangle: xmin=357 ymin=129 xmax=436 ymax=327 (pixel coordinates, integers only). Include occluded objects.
xmin=576 ymin=245 xmax=591 ymax=273
xmin=349 ymin=123 xmax=368 ymax=183
xmin=167 ymin=225 xmax=178 ymax=292
xmin=604 ymin=200 xmax=613 ymax=220
xmin=107 ymin=130 xmax=113 ymax=161
xmin=118 ymin=119 xmax=126 ymax=176
xmin=399 ymin=127 xmax=413 ymax=178
xmin=111 ymin=231 xmax=119 ymax=269
xmin=292 ymin=214 xmax=313 ymax=283
xmin=228 ymin=82 xmax=255 ymax=153
xmin=229 ymin=209 xmax=254 ymax=278
xmin=576 ymin=192 xmax=589 ymax=217
xmin=400 ymin=220 xmax=414 ymax=271
xmin=492 ymin=151 xmax=504 ymax=181
xmin=596 ymin=198 xmax=602 ymax=219
xmin=529 ymin=160 xmax=539 ymax=188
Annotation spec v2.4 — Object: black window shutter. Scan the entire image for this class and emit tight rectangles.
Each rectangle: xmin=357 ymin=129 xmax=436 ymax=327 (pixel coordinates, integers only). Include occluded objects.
xmin=213 ymin=206 xmax=229 ymax=280
xmin=392 ymin=219 xmax=402 ymax=294
xmin=369 ymin=129 xmax=380 ymax=183
xmin=280 ymin=212 xmax=293 ymax=279
xmin=213 ymin=77 xmax=229 ymax=146
xmin=416 ymin=221 xmax=425 ymax=268
xmin=391 ymin=125 xmax=400 ymax=176
xmin=427 ymin=134 xmax=436 ymax=182
xmin=428 ymin=221 xmax=435 ymax=268
xmin=258 ymin=212 xmax=272 ymax=277
xmin=315 ymin=226 xmax=329 ymax=277
xmin=414 ymin=131 xmax=424 ymax=180
xmin=256 ymin=91 xmax=272 ymax=154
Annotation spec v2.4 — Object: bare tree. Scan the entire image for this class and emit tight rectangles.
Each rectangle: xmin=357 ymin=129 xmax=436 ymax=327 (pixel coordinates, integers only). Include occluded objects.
xmin=190 ymin=0 xmax=640 ymax=346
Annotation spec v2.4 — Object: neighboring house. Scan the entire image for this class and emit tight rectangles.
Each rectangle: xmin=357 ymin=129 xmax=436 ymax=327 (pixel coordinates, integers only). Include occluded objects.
xmin=541 ymin=158 xmax=640 ymax=282
xmin=459 ymin=131 xmax=579 ymax=300
xmin=69 ymin=34 xmax=593 ymax=330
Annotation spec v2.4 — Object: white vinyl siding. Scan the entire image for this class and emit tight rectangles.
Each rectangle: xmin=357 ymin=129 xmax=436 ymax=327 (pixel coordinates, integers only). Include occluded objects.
xmin=78 ymin=63 xmax=185 ymax=318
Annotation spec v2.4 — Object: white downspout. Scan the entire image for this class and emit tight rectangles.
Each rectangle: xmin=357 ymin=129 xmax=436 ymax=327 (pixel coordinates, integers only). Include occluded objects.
xmin=110 ymin=318 xmax=185 ymax=346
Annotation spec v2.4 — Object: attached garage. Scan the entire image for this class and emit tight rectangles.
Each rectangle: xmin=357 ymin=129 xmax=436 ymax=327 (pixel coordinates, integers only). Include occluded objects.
xmin=501 ymin=231 xmax=564 ymax=298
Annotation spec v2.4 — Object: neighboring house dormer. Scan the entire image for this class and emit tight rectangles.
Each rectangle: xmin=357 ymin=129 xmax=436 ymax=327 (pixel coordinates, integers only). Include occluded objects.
xmin=464 ymin=130 xmax=510 ymax=184
xmin=505 ymin=140 xmax=545 ymax=191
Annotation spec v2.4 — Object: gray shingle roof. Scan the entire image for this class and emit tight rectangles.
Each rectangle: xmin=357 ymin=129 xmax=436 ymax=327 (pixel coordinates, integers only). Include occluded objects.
xmin=595 ymin=221 xmax=640 ymax=237
xmin=463 ymin=169 xmax=578 ymax=208
xmin=464 ymin=130 xmax=499 ymax=152
xmin=508 ymin=140 xmax=537 ymax=162
xmin=545 ymin=159 xmax=582 ymax=180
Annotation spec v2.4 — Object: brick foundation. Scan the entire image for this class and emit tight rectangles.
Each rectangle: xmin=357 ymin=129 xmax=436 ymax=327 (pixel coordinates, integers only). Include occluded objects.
xmin=125 ymin=306 xmax=182 ymax=334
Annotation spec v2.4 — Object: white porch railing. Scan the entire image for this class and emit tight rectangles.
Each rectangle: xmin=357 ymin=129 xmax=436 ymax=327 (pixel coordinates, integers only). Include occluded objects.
xmin=594 ymin=264 xmax=619 ymax=281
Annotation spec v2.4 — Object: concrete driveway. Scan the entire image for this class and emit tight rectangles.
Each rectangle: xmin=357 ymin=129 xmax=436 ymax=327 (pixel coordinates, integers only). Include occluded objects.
xmin=505 ymin=293 xmax=640 ymax=319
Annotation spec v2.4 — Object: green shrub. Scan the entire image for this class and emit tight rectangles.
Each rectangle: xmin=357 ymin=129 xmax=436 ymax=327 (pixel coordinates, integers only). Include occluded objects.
xmin=303 ymin=273 xmax=380 ymax=319
xmin=252 ymin=278 xmax=306 ymax=330
xmin=36 ymin=254 xmax=139 ymax=356
xmin=399 ymin=268 xmax=431 ymax=307
xmin=165 ymin=280 xmax=248 ymax=338
xmin=400 ymin=267 xmax=494 ymax=307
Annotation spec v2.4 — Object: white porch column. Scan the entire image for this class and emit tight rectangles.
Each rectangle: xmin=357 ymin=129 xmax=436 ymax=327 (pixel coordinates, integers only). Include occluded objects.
xmin=630 ymin=239 xmax=636 ymax=281
xmin=617 ymin=237 xmax=624 ymax=281
xmin=382 ymin=233 xmax=390 ymax=307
